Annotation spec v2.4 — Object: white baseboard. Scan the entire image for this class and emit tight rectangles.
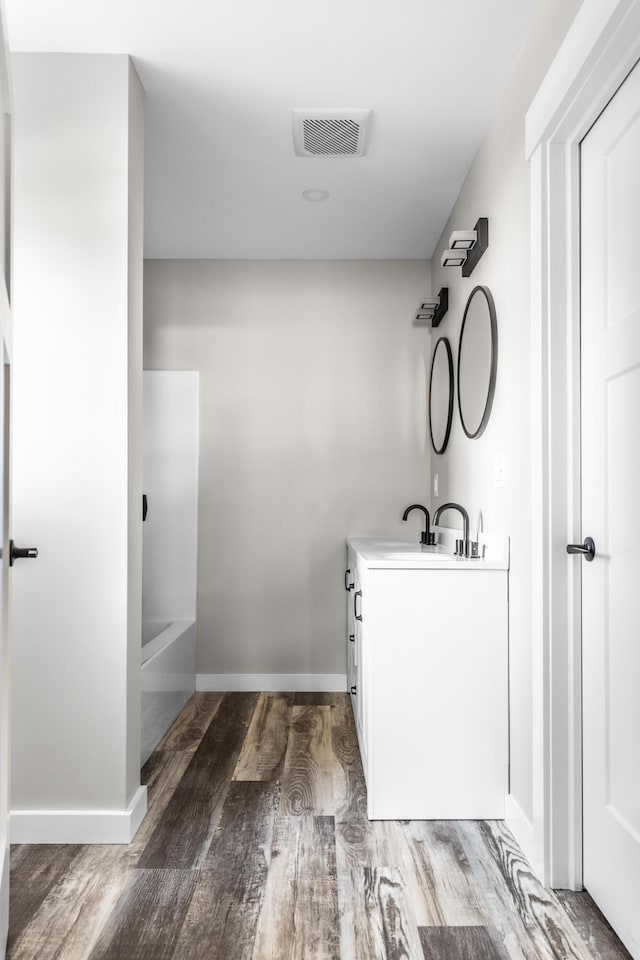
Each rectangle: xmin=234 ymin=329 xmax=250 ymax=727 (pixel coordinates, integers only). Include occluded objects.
xmin=505 ymin=793 xmax=543 ymax=882
xmin=196 ymin=673 xmax=347 ymax=693
xmin=10 ymin=785 xmax=148 ymax=845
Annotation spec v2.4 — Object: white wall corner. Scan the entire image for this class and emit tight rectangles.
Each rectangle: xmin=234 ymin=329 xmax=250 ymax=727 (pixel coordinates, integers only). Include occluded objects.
xmin=10 ymin=785 xmax=147 ymax=845
xmin=11 ymin=53 xmax=145 ymax=827
xmin=196 ymin=673 xmax=348 ymax=693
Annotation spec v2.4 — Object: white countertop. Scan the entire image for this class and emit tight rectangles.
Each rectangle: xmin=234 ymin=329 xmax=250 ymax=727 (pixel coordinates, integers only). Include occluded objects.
xmin=347 ymin=532 xmax=509 ymax=570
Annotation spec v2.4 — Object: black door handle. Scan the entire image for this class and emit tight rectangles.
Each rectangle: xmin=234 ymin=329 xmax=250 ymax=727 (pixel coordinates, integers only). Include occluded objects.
xmin=142 ymin=493 xmax=148 ymax=522
xmin=344 ymin=568 xmax=354 ymax=591
xmin=354 ymin=590 xmax=363 ymax=621
xmin=9 ymin=540 xmax=39 ymax=567
xmin=566 ymin=537 xmax=596 ymax=561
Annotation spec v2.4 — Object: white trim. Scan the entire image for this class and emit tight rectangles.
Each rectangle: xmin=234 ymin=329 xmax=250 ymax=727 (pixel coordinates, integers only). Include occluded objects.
xmin=10 ymin=785 xmax=147 ymax=845
xmin=527 ymin=0 xmax=640 ymax=890
xmin=526 ymin=0 xmax=640 ymax=155
xmin=196 ymin=673 xmax=347 ymax=693
xmin=505 ymin=793 xmax=536 ymax=864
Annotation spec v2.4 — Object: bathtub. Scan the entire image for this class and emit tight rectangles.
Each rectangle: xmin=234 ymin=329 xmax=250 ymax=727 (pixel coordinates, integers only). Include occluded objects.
xmin=141 ymin=619 xmax=196 ymax=765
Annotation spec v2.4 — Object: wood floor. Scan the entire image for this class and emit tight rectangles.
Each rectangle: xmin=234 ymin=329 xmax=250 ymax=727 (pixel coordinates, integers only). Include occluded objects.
xmin=7 ymin=692 xmax=632 ymax=960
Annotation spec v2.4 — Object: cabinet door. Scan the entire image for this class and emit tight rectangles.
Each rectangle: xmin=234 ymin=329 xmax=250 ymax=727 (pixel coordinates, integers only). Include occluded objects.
xmin=370 ymin=568 xmax=507 ymax=819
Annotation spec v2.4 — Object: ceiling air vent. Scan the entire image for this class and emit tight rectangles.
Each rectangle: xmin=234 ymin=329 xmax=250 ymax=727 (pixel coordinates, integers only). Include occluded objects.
xmin=292 ymin=109 xmax=371 ymax=158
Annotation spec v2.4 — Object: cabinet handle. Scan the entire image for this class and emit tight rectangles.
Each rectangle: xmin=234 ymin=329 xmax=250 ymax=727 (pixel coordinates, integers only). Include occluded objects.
xmin=350 ymin=685 xmax=357 ymax=695
xmin=344 ymin=568 xmax=354 ymax=591
xmin=349 ymin=634 xmax=355 ymax=642
xmin=354 ymin=590 xmax=363 ymax=621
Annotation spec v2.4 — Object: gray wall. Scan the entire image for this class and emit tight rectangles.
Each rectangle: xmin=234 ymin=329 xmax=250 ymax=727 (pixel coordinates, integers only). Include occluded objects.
xmin=427 ymin=0 xmax=584 ymax=828
xmin=144 ymin=259 xmax=430 ymax=676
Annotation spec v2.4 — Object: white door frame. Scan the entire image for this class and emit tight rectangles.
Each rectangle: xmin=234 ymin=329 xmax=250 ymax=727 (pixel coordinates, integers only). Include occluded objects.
xmin=527 ymin=0 xmax=640 ymax=890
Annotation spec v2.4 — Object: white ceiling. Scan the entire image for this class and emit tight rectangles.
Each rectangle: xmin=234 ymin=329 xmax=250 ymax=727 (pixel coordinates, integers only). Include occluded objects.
xmin=5 ymin=0 xmax=537 ymax=259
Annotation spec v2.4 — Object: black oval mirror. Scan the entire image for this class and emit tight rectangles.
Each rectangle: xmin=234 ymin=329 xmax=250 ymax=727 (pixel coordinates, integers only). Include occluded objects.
xmin=457 ymin=285 xmax=497 ymax=439
xmin=429 ymin=336 xmax=454 ymax=455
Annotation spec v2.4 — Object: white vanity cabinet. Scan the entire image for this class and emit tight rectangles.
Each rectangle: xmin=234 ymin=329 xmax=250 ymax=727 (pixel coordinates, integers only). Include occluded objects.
xmin=346 ymin=537 xmax=509 ymax=820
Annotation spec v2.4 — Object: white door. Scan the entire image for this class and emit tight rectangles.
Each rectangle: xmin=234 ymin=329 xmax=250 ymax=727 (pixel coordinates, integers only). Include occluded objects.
xmin=580 ymin=58 xmax=640 ymax=960
xmin=0 ymin=6 xmax=12 ymax=955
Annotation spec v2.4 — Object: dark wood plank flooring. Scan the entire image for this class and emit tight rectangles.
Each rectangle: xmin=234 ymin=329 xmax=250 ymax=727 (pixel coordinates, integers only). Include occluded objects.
xmin=7 ymin=692 xmax=633 ymax=960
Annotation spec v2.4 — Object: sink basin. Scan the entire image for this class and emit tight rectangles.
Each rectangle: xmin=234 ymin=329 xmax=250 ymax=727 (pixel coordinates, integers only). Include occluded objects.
xmin=381 ymin=551 xmax=455 ymax=560
xmin=379 ymin=544 xmax=453 ymax=558
xmin=347 ymin=536 xmax=510 ymax=570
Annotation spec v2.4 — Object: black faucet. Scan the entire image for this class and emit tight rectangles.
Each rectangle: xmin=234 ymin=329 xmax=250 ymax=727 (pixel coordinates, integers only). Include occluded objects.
xmin=402 ymin=504 xmax=435 ymax=545
xmin=432 ymin=502 xmax=471 ymax=555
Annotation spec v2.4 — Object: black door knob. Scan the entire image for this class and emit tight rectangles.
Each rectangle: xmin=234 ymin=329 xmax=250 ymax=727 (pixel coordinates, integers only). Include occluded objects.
xmin=566 ymin=537 xmax=596 ymax=562
xmin=9 ymin=540 xmax=39 ymax=567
